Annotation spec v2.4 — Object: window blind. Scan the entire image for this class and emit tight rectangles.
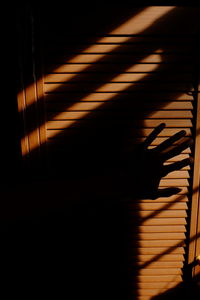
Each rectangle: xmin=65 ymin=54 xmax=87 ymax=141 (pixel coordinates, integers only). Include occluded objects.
xmin=17 ymin=5 xmax=200 ymax=299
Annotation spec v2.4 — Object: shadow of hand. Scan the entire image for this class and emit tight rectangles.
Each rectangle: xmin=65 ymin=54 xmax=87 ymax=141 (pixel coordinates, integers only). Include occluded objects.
xmin=119 ymin=123 xmax=193 ymax=200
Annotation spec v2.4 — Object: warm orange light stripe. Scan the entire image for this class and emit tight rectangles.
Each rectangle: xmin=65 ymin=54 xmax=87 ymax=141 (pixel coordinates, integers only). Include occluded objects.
xmin=18 ymin=6 xmax=175 ymax=113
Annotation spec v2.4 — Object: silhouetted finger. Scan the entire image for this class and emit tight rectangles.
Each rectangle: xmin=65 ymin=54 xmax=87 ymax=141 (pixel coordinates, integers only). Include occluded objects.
xmin=155 ymin=130 xmax=186 ymax=153
xmin=161 ymin=138 xmax=193 ymax=161
xmin=162 ymin=157 xmax=193 ymax=177
xmin=143 ymin=123 xmax=166 ymax=148
xmin=155 ymin=187 xmax=182 ymax=198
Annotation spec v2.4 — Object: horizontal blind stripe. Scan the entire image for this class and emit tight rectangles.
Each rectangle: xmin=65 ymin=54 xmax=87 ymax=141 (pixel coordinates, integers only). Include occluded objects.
xmin=44 ymin=85 xmax=193 ymax=93
xmin=131 ymin=248 xmax=185 ymax=255
xmin=135 ymin=226 xmax=186 ymax=233
xmin=133 ymin=211 xmax=188 ymax=218
xmin=136 ymin=219 xmax=187 ymax=226
xmin=135 ymin=269 xmax=183 ymax=275
xmin=44 ymin=93 xmax=194 ymax=101
xmin=139 ymin=195 xmax=189 ymax=202
xmin=44 ymin=73 xmax=193 ymax=83
xmin=130 ymin=203 xmax=188 ymax=210
xmin=44 ymin=55 xmax=193 ymax=64
xmin=136 ymin=233 xmax=186 ymax=240
xmin=45 ymin=101 xmax=193 ymax=110
xmin=44 ymin=64 xmax=194 ymax=73
xmin=135 ymin=275 xmax=182 ymax=282
xmin=137 ymin=263 xmax=184 ymax=269
xmin=137 ymin=281 xmax=180 ymax=289
xmin=137 ymin=241 xmax=185 ymax=248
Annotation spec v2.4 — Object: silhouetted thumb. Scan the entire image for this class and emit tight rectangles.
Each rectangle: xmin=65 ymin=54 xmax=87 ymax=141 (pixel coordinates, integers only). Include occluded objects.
xmin=155 ymin=187 xmax=182 ymax=199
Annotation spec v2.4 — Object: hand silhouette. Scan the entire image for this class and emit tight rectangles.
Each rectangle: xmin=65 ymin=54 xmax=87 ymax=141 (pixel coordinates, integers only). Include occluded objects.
xmin=1 ymin=124 xmax=192 ymax=219
xmin=119 ymin=123 xmax=193 ymax=200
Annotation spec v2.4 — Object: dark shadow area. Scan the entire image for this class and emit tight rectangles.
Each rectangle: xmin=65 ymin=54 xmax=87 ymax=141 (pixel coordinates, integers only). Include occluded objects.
xmin=1 ymin=4 xmax=200 ymax=300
